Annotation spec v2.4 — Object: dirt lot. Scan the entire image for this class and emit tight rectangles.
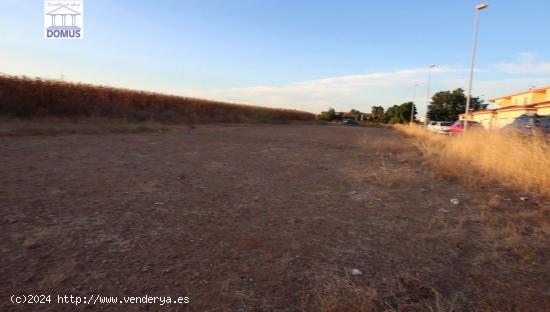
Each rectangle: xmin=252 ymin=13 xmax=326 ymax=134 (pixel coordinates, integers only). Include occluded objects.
xmin=1 ymin=124 xmax=548 ymax=311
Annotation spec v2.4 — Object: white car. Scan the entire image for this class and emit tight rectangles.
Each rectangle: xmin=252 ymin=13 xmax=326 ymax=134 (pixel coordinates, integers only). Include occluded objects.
xmin=428 ymin=121 xmax=453 ymax=134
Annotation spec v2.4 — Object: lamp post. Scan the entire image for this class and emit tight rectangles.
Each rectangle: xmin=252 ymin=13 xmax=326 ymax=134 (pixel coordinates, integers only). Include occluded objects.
xmin=410 ymin=84 xmax=419 ymax=124
xmin=464 ymin=3 xmax=488 ymax=131
xmin=424 ymin=65 xmax=435 ymax=126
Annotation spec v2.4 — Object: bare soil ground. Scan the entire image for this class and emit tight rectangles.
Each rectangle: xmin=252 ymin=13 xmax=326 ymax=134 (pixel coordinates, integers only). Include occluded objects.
xmin=1 ymin=124 xmax=548 ymax=311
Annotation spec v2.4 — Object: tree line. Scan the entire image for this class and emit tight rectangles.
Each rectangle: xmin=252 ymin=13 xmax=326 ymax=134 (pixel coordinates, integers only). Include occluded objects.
xmin=317 ymin=88 xmax=486 ymax=124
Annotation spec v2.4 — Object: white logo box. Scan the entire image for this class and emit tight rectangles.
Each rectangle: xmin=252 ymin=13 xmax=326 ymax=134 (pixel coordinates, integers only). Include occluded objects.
xmin=44 ymin=0 xmax=84 ymax=39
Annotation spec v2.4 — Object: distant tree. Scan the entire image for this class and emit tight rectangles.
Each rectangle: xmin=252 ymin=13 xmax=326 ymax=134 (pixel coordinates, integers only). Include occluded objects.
xmin=427 ymin=88 xmax=487 ymax=121
xmin=371 ymin=106 xmax=384 ymax=121
xmin=381 ymin=102 xmax=416 ymax=124
xmin=382 ymin=105 xmax=399 ymax=123
xmin=316 ymin=107 xmax=337 ymax=121
xmin=347 ymin=108 xmax=363 ymax=121
xmin=363 ymin=113 xmax=373 ymax=120
xmin=398 ymin=102 xmax=417 ymax=123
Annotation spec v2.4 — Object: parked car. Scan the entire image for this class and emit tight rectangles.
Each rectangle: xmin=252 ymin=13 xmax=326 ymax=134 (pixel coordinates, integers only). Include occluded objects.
xmin=342 ymin=119 xmax=358 ymax=126
xmin=428 ymin=121 xmax=453 ymax=134
xmin=502 ymin=114 xmax=550 ymax=137
xmin=450 ymin=120 xmax=482 ymax=135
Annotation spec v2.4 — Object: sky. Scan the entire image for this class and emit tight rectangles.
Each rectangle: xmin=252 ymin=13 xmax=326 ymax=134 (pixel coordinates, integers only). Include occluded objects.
xmin=1 ymin=0 xmax=549 ymax=115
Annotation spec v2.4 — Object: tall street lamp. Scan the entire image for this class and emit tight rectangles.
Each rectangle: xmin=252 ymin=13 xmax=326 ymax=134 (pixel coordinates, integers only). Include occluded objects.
xmin=424 ymin=64 xmax=435 ymax=126
xmin=464 ymin=3 xmax=488 ymax=131
xmin=410 ymin=84 xmax=419 ymax=124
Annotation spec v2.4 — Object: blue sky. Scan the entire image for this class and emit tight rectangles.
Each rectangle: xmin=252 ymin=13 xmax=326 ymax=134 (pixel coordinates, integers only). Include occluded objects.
xmin=1 ymin=0 xmax=549 ymax=114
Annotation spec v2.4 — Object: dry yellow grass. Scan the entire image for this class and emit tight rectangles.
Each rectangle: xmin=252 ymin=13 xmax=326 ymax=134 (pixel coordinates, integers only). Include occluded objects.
xmin=0 ymin=117 xmax=171 ymax=135
xmin=395 ymin=124 xmax=550 ymax=197
xmin=343 ymin=126 xmax=549 ymax=310
xmin=303 ymin=272 xmax=455 ymax=312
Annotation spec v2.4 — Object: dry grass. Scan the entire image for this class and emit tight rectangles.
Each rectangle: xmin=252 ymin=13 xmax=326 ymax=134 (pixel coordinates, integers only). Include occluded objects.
xmin=315 ymin=277 xmax=379 ymax=312
xmin=302 ymin=270 xmax=457 ymax=312
xmin=359 ymin=136 xmax=410 ymax=154
xmin=364 ymin=125 xmax=550 ymax=310
xmin=0 ymin=117 xmax=173 ymax=136
xmin=0 ymin=75 xmax=314 ymax=124
xmin=394 ymin=124 xmax=550 ymax=197
xmin=356 ymin=133 xmax=422 ymax=190
xmin=397 ymin=122 xmax=550 ymax=308
xmin=475 ymin=194 xmax=550 ymax=266
xmin=358 ymin=133 xmax=421 ymax=162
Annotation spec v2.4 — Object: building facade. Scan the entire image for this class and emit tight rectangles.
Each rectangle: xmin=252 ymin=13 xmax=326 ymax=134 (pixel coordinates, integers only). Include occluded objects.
xmin=459 ymin=85 xmax=550 ymax=128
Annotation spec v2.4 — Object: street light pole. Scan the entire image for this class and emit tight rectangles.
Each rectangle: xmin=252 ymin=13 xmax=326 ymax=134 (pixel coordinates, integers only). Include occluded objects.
xmin=424 ymin=65 xmax=435 ymax=126
xmin=464 ymin=3 xmax=488 ymax=131
xmin=410 ymin=84 xmax=418 ymax=124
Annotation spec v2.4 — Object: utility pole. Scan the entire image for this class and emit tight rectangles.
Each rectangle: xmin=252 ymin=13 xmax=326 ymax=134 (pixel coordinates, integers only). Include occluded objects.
xmin=464 ymin=3 xmax=488 ymax=131
xmin=410 ymin=84 xmax=419 ymax=124
xmin=424 ymin=65 xmax=435 ymax=126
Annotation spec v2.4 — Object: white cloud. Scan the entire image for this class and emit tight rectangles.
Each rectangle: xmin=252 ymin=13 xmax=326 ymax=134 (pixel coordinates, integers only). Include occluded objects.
xmin=179 ymin=55 xmax=550 ymax=114
xmin=495 ymin=52 xmax=550 ymax=74
xmin=181 ymin=66 xmax=467 ymax=114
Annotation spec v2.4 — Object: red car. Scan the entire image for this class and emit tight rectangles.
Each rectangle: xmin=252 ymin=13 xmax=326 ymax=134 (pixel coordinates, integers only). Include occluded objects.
xmin=450 ymin=120 xmax=482 ymax=135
